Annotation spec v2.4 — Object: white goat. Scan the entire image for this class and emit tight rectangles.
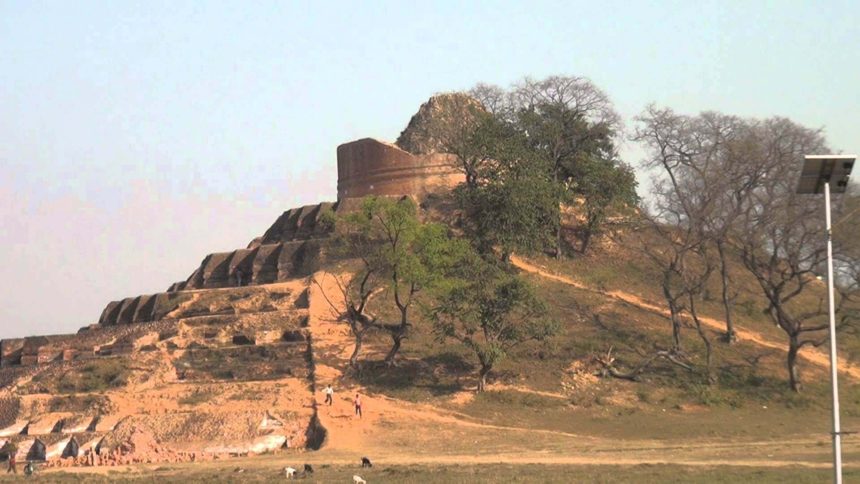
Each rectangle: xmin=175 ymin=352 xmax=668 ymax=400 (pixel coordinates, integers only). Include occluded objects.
xmin=353 ymin=475 xmax=367 ymax=484
xmin=284 ymin=466 xmax=297 ymax=478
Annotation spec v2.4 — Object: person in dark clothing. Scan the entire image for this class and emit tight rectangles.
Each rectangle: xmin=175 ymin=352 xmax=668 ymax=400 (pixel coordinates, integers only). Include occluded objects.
xmin=6 ymin=452 xmax=16 ymax=474
xmin=235 ymin=268 xmax=244 ymax=287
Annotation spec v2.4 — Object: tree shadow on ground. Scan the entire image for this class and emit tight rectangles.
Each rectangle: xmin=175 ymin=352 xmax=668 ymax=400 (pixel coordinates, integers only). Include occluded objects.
xmin=355 ymin=352 xmax=474 ymax=399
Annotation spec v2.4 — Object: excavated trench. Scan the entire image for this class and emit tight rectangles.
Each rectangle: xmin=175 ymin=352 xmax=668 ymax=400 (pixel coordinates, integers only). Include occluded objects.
xmin=302 ymin=333 xmax=328 ymax=451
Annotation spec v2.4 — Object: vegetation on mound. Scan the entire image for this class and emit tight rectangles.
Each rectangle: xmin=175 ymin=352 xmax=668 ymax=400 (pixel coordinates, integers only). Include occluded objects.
xmin=352 ymin=262 xmax=860 ymax=417
xmin=178 ymin=388 xmax=219 ymax=406
xmin=321 ymin=196 xmax=558 ymax=389
xmin=318 ymin=74 xmax=859 ymax=399
xmin=63 ymin=359 xmax=131 ymax=393
xmin=0 ymin=397 xmax=20 ymax=428
xmin=23 ymin=358 xmax=133 ymax=394
xmin=173 ymin=344 xmax=306 ymax=381
xmin=45 ymin=394 xmax=113 ymax=414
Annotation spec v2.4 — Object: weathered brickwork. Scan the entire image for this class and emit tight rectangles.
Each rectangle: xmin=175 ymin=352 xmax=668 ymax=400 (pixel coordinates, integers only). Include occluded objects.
xmin=336 ymin=138 xmax=463 ymax=200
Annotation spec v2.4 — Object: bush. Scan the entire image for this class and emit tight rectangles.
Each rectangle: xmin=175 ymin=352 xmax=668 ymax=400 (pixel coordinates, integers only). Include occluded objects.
xmin=55 ymin=359 xmax=131 ymax=393
xmin=178 ymin=389 xmax=218 ymax=406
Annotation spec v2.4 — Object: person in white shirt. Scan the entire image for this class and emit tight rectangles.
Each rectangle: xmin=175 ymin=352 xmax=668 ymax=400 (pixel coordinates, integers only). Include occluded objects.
xmin=323 ymin=384 xmax=334 ymax=406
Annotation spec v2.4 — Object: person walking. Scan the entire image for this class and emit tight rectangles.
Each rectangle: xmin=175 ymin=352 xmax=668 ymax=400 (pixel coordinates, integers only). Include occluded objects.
xmin=5 ymin=444 xmax=17 ymax=474
xmin=354 ymin=393 xmax=362 ymax=418
xmin=323 ymin=384 xmax=334 ymax=406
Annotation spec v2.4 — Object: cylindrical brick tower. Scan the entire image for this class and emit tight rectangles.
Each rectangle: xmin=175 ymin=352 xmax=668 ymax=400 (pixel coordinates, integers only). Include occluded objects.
xmin=336 ymin=138 xmax=463 ymax=200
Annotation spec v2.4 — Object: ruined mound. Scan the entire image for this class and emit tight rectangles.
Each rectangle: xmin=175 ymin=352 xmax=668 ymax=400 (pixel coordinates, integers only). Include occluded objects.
xmin=395 ymin=92 xmax=486 ymax=155
xmin=99 ymin=421 xmax=163 ymax=456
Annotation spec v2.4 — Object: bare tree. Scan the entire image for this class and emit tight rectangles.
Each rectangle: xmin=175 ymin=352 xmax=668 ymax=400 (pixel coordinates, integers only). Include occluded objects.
xmin=696 ymin=113 xmax=756 ymax=343
xmin=510 ymin=76 xmax=620 ymax=129
xmin=635 ymin=106 xmax=763 ymax=344
xmin=834 ymin=184 xmax=860 ymax=290
xmin=468 ymin=83 xmax=510 ymax=117
xmin=312 ymin=272 xmax=379 ymax=369
xmin=594 ymin=346 xmax=692 ymax=381
xmin=635 ymin=107 xmax=855 ymax=391
xmin=731 ymin=117 xmax=841 ymax=392
xmin=634 ymin=107 xmax=725 ymax=382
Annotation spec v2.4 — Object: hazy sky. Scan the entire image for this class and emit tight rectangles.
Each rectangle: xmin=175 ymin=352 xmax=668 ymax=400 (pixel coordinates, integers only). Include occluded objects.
xmin=1 ymin=0 xmax=858 ymax=338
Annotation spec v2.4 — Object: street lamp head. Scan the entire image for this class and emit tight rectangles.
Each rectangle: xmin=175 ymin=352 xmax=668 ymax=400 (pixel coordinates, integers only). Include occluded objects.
xmin=797 ymin=155 xmax=856 ymax=194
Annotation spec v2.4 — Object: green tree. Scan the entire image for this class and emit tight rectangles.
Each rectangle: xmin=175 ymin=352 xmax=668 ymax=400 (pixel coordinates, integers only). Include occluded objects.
xmin=505 ymin=76 xmax=627 ymax=257
xmin=316 ymin=208 xmax=383 ymax=370
xmin=569 ymin=155 xmax=639 ymax=254
xmin=464 ymin=76 xmax=637 ymax=257
xmin=438 ymin=111 xmax=559 ymax=260
xmin=331 ymin=196 xmax=468 ymax=366
xmin=431 ymin=257 xmax=558 ymax=391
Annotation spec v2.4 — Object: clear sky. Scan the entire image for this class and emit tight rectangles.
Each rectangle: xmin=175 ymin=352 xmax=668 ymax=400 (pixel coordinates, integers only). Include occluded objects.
xmin=1 ymin=0 xmax=858 ymax=338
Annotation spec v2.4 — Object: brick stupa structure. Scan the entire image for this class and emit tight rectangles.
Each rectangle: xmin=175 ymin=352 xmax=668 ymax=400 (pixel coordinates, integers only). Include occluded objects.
xmin=0 ymin=92 xmax=475 ymax=363
xmin=0 ymin=94 xmax=479 ymax=464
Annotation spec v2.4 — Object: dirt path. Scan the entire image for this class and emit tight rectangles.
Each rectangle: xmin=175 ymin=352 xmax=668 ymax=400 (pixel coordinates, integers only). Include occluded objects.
xmin=511 ymin=255 xmax=860 ymax=380
xmin=306 ymin=272 xmax=379 ymax=448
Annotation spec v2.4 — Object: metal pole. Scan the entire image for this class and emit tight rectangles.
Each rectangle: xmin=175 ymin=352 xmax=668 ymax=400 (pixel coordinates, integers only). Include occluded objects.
xmin=825 ymin=181 xmax=843 ymax=484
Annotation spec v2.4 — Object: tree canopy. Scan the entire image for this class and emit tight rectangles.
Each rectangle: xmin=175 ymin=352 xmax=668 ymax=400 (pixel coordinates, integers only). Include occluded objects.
xmin=430 ymin=254 xmax=558 ymax=391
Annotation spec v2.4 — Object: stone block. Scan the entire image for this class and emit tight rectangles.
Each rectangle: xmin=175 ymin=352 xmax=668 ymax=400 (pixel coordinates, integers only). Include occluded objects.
xmin=255 ymin=202 xmax=336 ymax=247
xmin=132 ymin=294 xmax=157 ymax=323
xmin=276 ymin=241 xmax=302 ymax=280
xmin=117 ymin=297 xmax=140 ymax=325
xmin=201 ymin=251 xmax=232 ymax=288
xmin=251 ymin=244 xmax=282 ymax=284
xmin=150 ymin=292 xmax=189 ymax=320
xmin=166 ymin=280 xmax=186 ymax=292
xmin=228 ymin=248 xmax=257 ymax=286
xmin=98 ymin=301 xmax=123 ymax=326
xmin=0 ymin=339 xmax=24 ymax=367
xmin=36 ymin=347 xmax=61 ymax=364
xmin=186 ymin=266 xmax=204 ymax=289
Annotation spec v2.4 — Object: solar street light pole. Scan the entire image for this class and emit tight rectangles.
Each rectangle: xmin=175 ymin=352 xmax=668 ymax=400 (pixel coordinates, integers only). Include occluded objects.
xmin=797 ymin=154 xmax=855 ymax=484
xmin=824 ymin=179 xmax=842 ymax=484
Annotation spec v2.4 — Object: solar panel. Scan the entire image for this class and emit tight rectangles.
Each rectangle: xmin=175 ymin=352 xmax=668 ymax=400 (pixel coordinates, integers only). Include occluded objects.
xmin=797 ymin=155 xmax=856 ymax=194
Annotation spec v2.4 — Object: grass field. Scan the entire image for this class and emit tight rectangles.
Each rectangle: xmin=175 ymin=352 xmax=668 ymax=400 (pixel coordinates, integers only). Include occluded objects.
xmin=24 ymin=461 xmax=860 ymax=483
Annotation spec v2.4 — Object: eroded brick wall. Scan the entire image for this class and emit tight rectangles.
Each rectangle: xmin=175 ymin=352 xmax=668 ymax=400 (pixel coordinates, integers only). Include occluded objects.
xmin=336 ymin=138 xmax=463 ymax=199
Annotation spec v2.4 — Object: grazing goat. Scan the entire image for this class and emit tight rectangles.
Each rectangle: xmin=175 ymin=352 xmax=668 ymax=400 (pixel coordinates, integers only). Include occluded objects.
xmin=284 ymin=466 xmax=296 ymax=478
xmin=303 ymin=463 xmax=314 ymax=474
xmin=361 ymin=456 xmax=373 ymax=468
xmin=353 ymin=475 xmax=367 ymax=484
